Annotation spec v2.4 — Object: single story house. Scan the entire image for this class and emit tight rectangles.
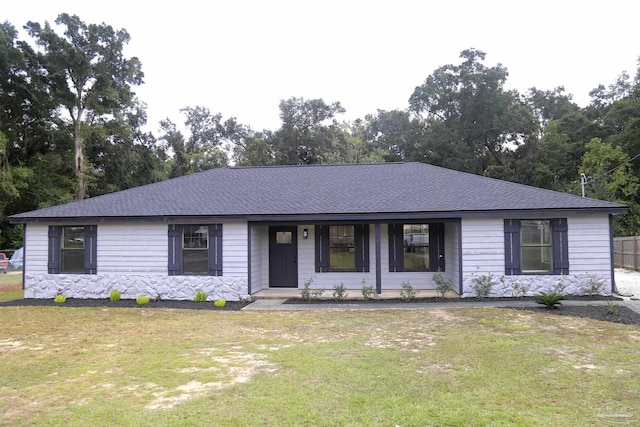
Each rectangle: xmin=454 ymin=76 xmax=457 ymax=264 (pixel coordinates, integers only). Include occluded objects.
xmin=9 ymin=162 xmax=628 ymax=301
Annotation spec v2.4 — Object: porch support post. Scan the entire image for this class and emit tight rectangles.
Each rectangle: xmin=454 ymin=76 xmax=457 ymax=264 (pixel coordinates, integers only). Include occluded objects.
xmin=247 ymin=222 xmax=252 ymax=295
xmin=375 ymin=223 xmax=382 ymax=294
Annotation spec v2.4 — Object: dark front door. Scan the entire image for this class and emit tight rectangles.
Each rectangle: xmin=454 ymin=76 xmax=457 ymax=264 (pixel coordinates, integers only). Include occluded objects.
xmin=269 ymin=226 xmax=298 ymax=288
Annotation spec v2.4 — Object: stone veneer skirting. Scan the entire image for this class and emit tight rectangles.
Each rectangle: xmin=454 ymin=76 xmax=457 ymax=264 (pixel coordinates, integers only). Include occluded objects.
xmin=24 ymin=274 xmax=250 ymax=302
xmin=461 ymin=274 xmax=612 ymax=298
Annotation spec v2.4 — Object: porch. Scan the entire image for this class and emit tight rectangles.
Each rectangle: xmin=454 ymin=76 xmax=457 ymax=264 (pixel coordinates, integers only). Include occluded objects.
xmin=251 ymin=288 xmax=460 ymax=300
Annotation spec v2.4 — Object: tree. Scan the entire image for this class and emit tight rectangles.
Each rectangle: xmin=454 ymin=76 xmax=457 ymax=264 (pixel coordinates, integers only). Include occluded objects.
xmin=25 ymin=13 xmax=144 ymax=200
xmin=409 ymin=49 xmax=537 ymax=174
xmin=271 ymin=97 xmax=345 ymax=164
xmin=363 ymin=110 xmax=424 ymax=162
xmin=580 ymin=138 xmax=640 ymax=235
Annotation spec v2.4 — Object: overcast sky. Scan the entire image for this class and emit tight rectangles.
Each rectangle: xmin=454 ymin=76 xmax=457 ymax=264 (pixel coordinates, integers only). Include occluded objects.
xmin=4 ymin=0 xmax=640 ymax=133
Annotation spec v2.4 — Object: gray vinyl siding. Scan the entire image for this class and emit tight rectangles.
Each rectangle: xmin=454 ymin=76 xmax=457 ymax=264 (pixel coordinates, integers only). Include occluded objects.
xmin=250 ymin=225 xmax=268 ymax=291
xmin=460 ymin=218 xmax=505 ymax=277
xmin=567 ymin=215 xmax=611 ymax=274
xmin=24 ymin=224 xmax=49 ymax=275
xmin=222 ymin=222 xmax=248 ymax=277
xmin=98 ymin=223 xmax=167 ymax=275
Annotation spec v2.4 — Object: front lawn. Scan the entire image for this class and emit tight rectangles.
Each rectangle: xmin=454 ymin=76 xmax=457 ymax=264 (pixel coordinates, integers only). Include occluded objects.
xmin=0 ymin=307 xmax=638 ymax=426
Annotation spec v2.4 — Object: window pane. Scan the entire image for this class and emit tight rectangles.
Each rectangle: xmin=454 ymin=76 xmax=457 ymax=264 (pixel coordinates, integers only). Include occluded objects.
xmin=329 ymin=225 xmax=355 ymax=270
xmin=183 ymin=225 xmax=209 ymax=249
xmin=521 ymin=220 xmax=552 ymax=273
xmin=403 ymin=224 xmax=429 ymax=270
xmin=521 ymin=246 xmax=552 ymax=272
xmin=183 ymin=250 xmax=209 ymax=274
xmin=404 ymin=246 xmax=429 ymax=270
xmin=521 ymin=220 xmax=550 ymax=245
xmin=330 ymin=249 xmax=355 ymax=270
xmin=276 ymin=231 xmax=292 ymax=244
xmin=330 ymin=225 xmax=354 ymax=248
xmin=63 ymin=227 xmax=84 ymax=249
xmin=61 ymin=249 xmax=84 ymax=273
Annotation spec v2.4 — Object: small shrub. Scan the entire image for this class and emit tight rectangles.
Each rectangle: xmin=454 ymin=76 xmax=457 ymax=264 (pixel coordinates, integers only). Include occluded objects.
xmin=399 ymin=281 xmax=418 ymax=302
xmin=361 ymin=279 xmax=376 ymax=300
xmin=509 ymin=281 xmax=530 ymax=298
xmin=607 ymin=302 xmax=617 ymax=315
xmin=194 ymin=290 xmax=208 ymax=302
xmin=136 ymin=295 xmax=150 ymax=305
xmin=300 ymin=278 xmax=314 ymax=301
xmin=54 ymin=294 xmax=66 ymax=304
xmin=214 ymin=299 xmax=226 ymax=308
xmin=536 ymin=291 xmax=564 ymax=309
xmin=332 ymin=283 xmax=348 ymax=301
xmin=109 ymin=290 xmax=121 ymax=302
xmin=583 ymin=276 xmax=604 ymax=296
xmin=472 ymin=273 xmax=494 ymax=298
xmin=432 ymin=272 xmax=453 ymax=299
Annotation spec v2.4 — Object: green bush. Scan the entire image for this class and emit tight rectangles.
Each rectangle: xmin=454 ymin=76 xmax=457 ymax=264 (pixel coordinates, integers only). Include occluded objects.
xmin=432 ymin=272 xmax=453 ymax=299
xmin=109 ymin=290 xmax=121 ymax=302
xmin=332 ymin=283 xmax=348 ymax=301
xmin=136 ymin=295 xmax=150 ymax=305
xmin=214 ymin=299 xmax=226 ymax=308
xmin=194 ymin=290 xmax=208 ymax=302
xmin=536 ymin=291 xmax=564 ymax=309
xmin=399 ymin=281 xmax=418 ymax=302
xmin=472 ymin=274 xmax=494 ymax=298
xmin=607 ymin=302 xmax=617 ymax=315
xmin=361 ymin=279 xmax=376 ymax=300
xmin=54 ymin=295 xmax=66 ymax=304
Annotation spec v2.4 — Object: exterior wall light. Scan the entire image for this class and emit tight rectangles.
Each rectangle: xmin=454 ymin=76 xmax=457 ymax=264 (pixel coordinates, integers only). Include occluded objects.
xmin=303 ymin=229 xmax=309 ymax=239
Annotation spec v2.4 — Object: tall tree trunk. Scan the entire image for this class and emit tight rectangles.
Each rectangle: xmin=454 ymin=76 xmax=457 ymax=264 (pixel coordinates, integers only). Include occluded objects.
xmin=73 ymin=105 xmax=86 ymax=201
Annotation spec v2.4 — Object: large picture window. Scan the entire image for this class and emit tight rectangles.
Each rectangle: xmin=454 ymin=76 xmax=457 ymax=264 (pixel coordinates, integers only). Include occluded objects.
xmin=504 ymin=218 xmax=568 ymax=275
xmin=315 ymin=224 xmax=369 ymax=273
xmin=168 ymin=224 xmax=222 ymax=276
xmin=48 ymin=225 xmax=97 ymax=274
xmin=389 ymin=223 xmax=444 ymax=272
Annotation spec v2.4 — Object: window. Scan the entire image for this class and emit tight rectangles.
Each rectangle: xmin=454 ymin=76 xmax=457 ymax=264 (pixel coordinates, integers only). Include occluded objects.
xmin=403 ymin=224 xmax=430 ymax=270
xmin=520 ymin=220 xmax=552 ymax=273
xmin=168 ymin=224 xmax=222 ymax=276
xmin=182 ymin=225 xmax=209 ymax=274
xmin=389 ymin=223 xmax=444 ymax=272
xmin=48 ymin=225 xmax=97 ymax=274
xmin=315 ymin=224 xmax=369 ymax=272
xmin=329 ymin=225 xmax=355 ymax=271
xmin=504 ymin=218 xmax=568 ymax=275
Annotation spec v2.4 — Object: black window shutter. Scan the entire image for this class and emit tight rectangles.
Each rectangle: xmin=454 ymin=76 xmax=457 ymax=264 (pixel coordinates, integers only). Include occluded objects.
xmin=84 ymin=225 xmax=98 ymax=274
xmin=355 ymin=224 xmax=370 ymax=272
xmin=48 ymin=226 xmax=61 ymax=274
xmin=209 ymin=224 xmax=223 ymax=276
xmin=315 ymin=225 xmax=329 ymax=272
xmin=504 ymin=219 xmax=521 ymax=275
xmin=552 ymin=218 xmax=569 ymax=274
xmin=168 ymin=224 xmax=182 ymax=276
xmin=430 ymin=223 xmax=445 ymax=272
xmin=388 ymin=223 xmax=404 ymax=272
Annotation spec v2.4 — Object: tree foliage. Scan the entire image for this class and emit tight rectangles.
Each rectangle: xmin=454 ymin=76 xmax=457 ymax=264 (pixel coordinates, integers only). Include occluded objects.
xmin=2 ymin=13 xmax=640 ymax=249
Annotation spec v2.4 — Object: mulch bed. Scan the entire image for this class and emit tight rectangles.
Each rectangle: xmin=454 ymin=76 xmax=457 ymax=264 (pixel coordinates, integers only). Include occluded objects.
xmin=508 ymin=305 xmax=640 ymax=326
xmin=0 ymin=298 xmax=249 ymax=311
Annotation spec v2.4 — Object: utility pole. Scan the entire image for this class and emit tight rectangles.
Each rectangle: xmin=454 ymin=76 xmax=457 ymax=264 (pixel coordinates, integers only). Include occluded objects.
xmin=580 ymin=173 xmax=587 ymax=197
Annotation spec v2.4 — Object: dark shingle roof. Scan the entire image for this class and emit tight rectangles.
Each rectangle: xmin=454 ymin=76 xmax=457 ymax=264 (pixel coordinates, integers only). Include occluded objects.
xmin=10 ymin=162 xmax=627 ymax=221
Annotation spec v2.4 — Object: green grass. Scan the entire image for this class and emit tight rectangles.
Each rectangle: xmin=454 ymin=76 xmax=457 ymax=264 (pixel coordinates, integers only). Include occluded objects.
xmin=0 ymin=307 xmax=638 ymax=426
